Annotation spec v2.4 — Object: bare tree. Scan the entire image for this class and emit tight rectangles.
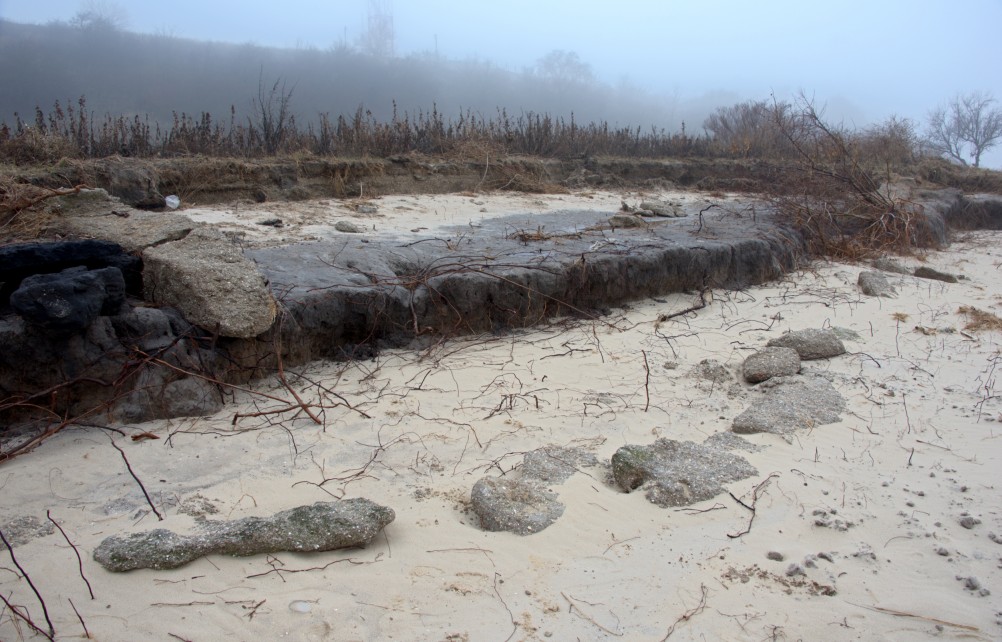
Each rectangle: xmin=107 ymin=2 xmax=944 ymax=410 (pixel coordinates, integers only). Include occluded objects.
xmin=357 ymin=1 xmax=395 ymax=58
xmin=69 ymin=1 xmax=128 ymax=32
xmin=535 ymin=50 xmax=594 ymax=85
xmin=926 ymin=92 xmax=1002 ymax=167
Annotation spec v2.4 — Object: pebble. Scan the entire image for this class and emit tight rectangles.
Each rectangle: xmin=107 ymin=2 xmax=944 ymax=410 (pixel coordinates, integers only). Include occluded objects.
xmin=960 ymin=576 xmax=981 ymax=591
xmin=766 ymin=551 xmax=785 ymax=561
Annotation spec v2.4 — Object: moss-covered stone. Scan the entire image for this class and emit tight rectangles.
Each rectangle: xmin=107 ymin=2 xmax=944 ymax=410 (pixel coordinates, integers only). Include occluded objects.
xmin=611 ymin=438 xmax=758 ymax=507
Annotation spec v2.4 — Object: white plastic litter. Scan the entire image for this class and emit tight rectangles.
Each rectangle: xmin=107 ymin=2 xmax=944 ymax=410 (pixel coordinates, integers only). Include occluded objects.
xmin=288 ymin=600 xmax=312 ymax=613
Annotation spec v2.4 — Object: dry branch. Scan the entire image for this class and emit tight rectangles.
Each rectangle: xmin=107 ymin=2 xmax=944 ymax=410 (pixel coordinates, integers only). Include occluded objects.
xmin=108 ymin=436 xmax=163 ymax=521
xmin=0 ymin=528 xmax=54 ymax=638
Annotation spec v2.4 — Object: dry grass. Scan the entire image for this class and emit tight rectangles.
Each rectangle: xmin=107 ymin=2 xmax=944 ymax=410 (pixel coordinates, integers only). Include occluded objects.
xmin=957 ymin=306 xmax=1002 ymax=331
xmin=915 ymin=158 xmax=1002 ymax=194
xmin=0 ymin=98 xmax=715 ymax=163
xmin=0 ymin=174 xmax=72 ymax=243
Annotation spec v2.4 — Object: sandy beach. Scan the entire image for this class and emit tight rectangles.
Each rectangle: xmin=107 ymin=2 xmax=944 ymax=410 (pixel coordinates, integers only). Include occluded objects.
xmin=2 ymin=190 xmax=1001 ymax=641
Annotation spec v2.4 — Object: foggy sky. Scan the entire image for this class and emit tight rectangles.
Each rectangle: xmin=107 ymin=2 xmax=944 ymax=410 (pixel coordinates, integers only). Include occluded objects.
xmin=2 ymin=0 xmax=1001 ymax=167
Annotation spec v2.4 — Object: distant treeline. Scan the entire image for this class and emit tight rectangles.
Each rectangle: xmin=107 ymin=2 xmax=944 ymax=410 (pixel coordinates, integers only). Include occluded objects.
xmin=0 ymin=19 xmax=682 ymax=144
xmin=0 ymin=19 xmax=932 ymax=170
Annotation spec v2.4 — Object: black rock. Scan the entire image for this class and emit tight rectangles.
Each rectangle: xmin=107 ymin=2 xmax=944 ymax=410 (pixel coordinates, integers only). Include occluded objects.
xmin=0 ymin=240 xmax=141 ymax=305
xmin=10 ymin=266 xmax=126 ymax=333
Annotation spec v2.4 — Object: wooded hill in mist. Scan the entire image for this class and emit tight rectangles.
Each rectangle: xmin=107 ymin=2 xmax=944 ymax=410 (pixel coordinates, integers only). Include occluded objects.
xmin=0 ymin=18 xmax=684 ymax=136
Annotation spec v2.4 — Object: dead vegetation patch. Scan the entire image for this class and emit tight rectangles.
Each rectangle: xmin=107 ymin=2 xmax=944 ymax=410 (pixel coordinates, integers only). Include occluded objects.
xmin=765 ymin=95 xmax=939 ymax=259
xmin=958 ymin=305 xmax=1002 ymax=331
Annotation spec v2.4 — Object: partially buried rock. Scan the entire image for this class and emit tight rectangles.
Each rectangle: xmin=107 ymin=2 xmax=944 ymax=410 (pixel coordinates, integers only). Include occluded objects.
xmin=611 ymin=438 xmax=757 ymax=507
xmin=470 ymin=477 xmax=564 ymax=535
xmin=742 ymin=347 xmax=800 ymax=383
xmin=10 ymin=266 xmax=126 ymax=334
xmin=93 ymin=499 xmax=394 ymax=572
xmin=767 ymin=328 xmax=845 ymax=360
xmin=638 ymin=199 xmax=683 ymax=217
xmin=913 ymin=266 xmax=959 ymax=283
xmin=732 ymin=375 xmax=845 ymax=435
xmin=607 ymin=214 xmax=646 ymax=228
xmin=142 ymin=227 xmax=276 ymax=338
xmin=334 ymin=220 xmax=364 ymax=233
xmin=689 ymin=358 xmax=733 ymax=384
xmin=520 ymin=446 xmax=599 ymax=484
xmin=858 ymin=270 xmax=895 ymax=297
xmin=871 ymin=257 xmax=910 ymax=275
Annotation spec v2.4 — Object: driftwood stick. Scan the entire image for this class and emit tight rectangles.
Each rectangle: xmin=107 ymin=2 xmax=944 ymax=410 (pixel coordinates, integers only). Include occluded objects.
xmin=46 ymin=511 xmax=94 ymax=599
xmin=0 ymin=528 xmax=55 ymax=638
xmin=108 ymin=436 xmax=163 ymax=521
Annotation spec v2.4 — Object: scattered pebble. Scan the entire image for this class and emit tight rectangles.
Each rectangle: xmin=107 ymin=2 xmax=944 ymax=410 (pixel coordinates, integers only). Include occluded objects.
xmin=935 ymin=547 xmax=949 ymax=556
xmin=786 ymin=563 xmax=805 ymax=577
xmin=957 ymin=576 xmax=984 ymax=593
xmin=958 ymin=516 xmax=981 ymax=529
xmin=766 ymin=551 xmax=785 ymax=561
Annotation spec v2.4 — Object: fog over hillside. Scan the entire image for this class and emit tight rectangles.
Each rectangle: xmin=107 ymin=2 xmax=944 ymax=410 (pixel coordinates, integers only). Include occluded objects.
xmin=1 ymin=0 xmax=1000 ymax=166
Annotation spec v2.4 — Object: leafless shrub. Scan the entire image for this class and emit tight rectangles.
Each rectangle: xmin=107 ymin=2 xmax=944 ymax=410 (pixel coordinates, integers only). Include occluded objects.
xmin=253 ymin=75 xmax=296 ymax=155
xmin=855 ymin=115 xmax=920 ymax=170
xmin=767 ymin=94 xmax=936 ymax=258
xmin=702 ymin=99 xmax=793 ymax=158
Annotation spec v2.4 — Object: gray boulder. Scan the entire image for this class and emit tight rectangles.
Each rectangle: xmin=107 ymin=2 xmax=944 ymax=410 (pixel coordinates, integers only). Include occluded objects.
xmin=858 ymin=271 xmax=895 ymax=297
xmin=52 ymin=189 xmax=196 ymax=253
xmin=62 ymin=211 xmax=195 ymax=253
xmin=469 ymin=446 xmax=598 ymax=535
xmin=611 ymin=438 xmax=758 ymax=507
xmin=470 ymin=477 xmax=564 ymax=535
xmin=742 ymin=347 xmax=801 ymax=383
xmin=767 ymin=328 xmax=845 ymax=360
xmin=10 ymin=266 xmax=126 ymax=334
xmin=142 ymin=228 xmax=277 ymax=338
xmin=93 ymin=499 xmax=394 ymax=572
xmin=732 ymin=375 xmax=845 ymax=435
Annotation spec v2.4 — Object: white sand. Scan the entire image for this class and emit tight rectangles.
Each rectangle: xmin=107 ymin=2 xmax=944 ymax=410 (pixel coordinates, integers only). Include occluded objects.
xmin=181 ymin=189 xmax=722 ymax=246
xmin=2 ymin=193 xmax=1001 ymax=641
